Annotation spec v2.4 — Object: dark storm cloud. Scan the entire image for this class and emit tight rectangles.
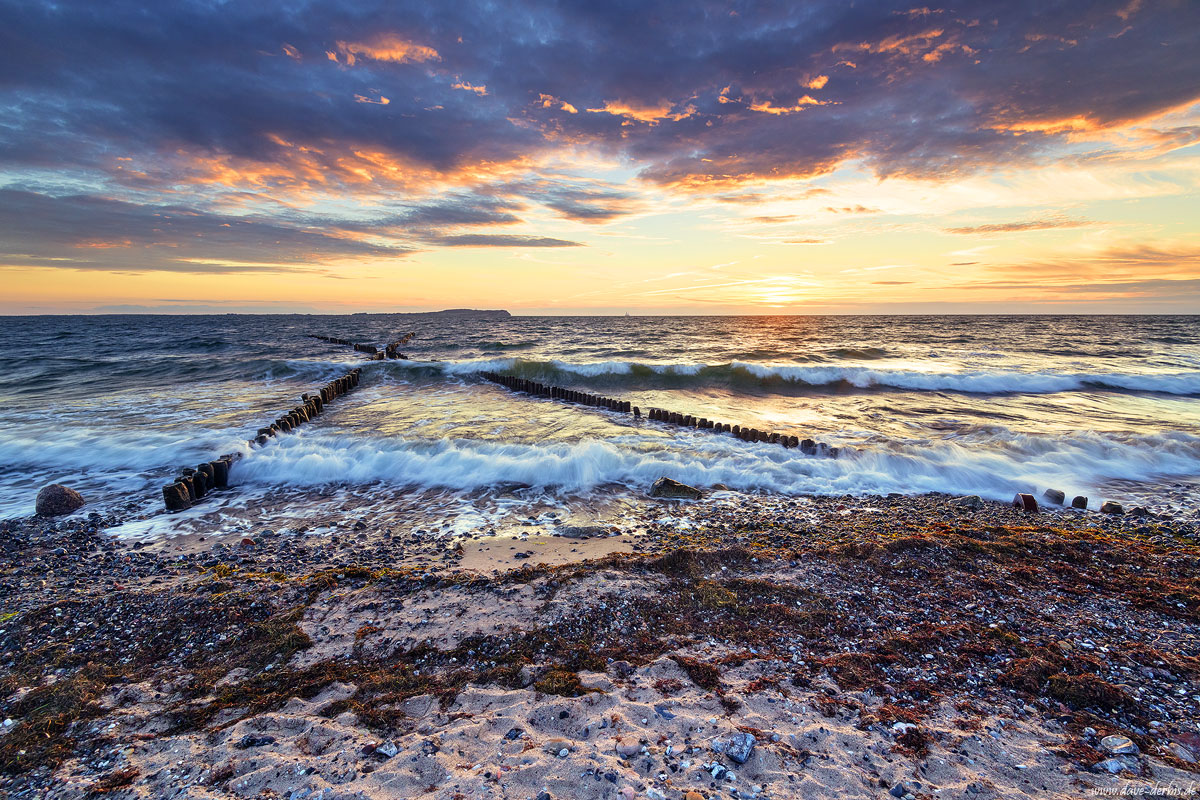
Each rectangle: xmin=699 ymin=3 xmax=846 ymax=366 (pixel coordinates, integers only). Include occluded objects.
xmin=0 ymin=0 xmax=1196 ymax=267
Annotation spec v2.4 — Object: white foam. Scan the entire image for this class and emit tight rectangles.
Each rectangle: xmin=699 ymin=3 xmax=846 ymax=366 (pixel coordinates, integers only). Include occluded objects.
xmin=229 ymin=426 xmax=1200 ymax=506
xmin=405 ymin=357 xmax=1200 ymax=395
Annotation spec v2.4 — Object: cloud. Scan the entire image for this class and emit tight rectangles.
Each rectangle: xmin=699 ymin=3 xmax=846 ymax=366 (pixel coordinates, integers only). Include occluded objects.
xmin=944 ymin=217 xmax=1094 ymax=234
xmin=0 ymin=0 xmax=1197 ymax=275
xmin=330 ymin=34 xmax=440 ymax=66
xmin=824 ymin=205 xmax=881 ymax=214
xmin=430 ymin=234 xmax=582 ymax=247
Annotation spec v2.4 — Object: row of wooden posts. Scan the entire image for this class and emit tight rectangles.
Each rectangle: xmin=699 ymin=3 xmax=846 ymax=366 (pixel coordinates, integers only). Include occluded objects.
xmin=308 ymin=334 xmax=385 ymax=359
xmin=309 ymin=332 xmax=414 ymax=360
xmin=161 ymin=367 xmax=363 ymax=511
xmin=480 ymin=371 xmax=838 ymax=458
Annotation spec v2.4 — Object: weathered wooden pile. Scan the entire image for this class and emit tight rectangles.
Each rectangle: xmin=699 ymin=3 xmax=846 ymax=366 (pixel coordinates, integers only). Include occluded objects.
xmin=308 ymin=334 xmax=385 ymax=359
xmin=160 ymin=367 xmax=363 ymax=511
xmin=480 ymin=371 xmax=838 ymax=458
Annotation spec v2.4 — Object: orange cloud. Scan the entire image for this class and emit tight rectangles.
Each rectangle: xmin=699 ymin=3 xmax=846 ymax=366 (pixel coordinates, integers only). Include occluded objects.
xmin=803 ymin=75 xmax=829 ymax=89
xmin=331 ymin=34 xmax=440 ymax=66
xmin=281 ymin=43 xmax=301 ymax=60
xmin=749 ymin=95 xmax=829 ymax=115
xmin=74 ymin=239 xmax=134 ymax=249
xmin=354 ymin=93 xmax=390 ymax=105
xmin=452 ymin=80 xmax=488 ymax=96
xmin=587 ymin=100 xmax=693 ymax=124
xmin=537 ymin=93 xmax=578 ymax=113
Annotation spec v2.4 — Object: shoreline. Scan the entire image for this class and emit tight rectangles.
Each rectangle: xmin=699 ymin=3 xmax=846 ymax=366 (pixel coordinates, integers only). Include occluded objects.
xmin=1 ymin=491 xmax=1198 ymax=798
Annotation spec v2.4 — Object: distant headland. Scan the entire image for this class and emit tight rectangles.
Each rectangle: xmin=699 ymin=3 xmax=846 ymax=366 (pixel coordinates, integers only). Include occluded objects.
xmin=352 ymin=308 xmax=511 ymax=318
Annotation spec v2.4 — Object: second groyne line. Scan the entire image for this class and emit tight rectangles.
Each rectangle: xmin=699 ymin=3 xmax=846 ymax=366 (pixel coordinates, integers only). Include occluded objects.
xmin=479 ymin=371 xmax=838 ymax=458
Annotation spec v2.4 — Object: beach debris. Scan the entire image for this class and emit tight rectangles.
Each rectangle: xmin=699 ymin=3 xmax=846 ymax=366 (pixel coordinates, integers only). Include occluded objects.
xmin=34 ymin=483 xmax=85 ymax=517
xmin=1072 ymin=495 xmax=1088 ymax=509
xmin=650 ymin=477 xmax=703 ymax=500
xmin=1012 ymin=493 xmax=1039 ymax=513
xmin=1100 ymin=501 xmax=1125 ymax=515
xmin=1042 ymin=488 xmax=1066 ymax=505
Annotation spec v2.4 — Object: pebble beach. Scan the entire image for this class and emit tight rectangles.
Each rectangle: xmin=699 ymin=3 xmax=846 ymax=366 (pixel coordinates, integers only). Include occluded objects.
xmin=3 ymin=490 xmax=1198 ymax=799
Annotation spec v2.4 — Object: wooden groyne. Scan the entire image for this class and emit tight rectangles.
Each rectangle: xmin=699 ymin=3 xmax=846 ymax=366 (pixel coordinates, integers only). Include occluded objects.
xmin=160 ymin=367 xmax=363 ymax=511
xmin=308 ymin=334 xmax=384 ymax=359
xmin=479 ymin=371 xmax=838 ymax=457
xmin=308 ymin=332 xmax=414 ymax=360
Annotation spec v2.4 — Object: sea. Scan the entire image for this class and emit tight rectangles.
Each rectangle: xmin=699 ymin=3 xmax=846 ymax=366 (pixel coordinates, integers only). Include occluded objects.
xmin=1 ymin=314 xmax=1198 ymax=538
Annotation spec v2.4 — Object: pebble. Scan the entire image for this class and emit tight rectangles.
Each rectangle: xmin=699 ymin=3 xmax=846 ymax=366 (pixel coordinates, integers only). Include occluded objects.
xmin=1099 ymin=735 xmax=1138 ymax=755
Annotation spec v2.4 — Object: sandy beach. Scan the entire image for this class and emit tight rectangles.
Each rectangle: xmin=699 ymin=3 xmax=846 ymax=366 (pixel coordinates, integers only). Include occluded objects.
xmin=2 ymin=491 xmax=1198 ymax=799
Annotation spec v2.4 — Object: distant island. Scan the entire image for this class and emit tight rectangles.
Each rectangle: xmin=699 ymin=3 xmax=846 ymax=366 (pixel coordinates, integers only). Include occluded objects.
xmin=352 ymin=309 xmax=510 ymax=318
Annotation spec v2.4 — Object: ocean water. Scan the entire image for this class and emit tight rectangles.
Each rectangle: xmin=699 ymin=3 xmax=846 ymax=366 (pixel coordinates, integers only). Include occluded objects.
xmin=1 ymin=314 xmax=1198 ymax=534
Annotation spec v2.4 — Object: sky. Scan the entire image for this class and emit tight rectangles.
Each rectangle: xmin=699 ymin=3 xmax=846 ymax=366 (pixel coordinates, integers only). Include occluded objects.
xmin=2 ymin=0 xmax=1199 ymax=315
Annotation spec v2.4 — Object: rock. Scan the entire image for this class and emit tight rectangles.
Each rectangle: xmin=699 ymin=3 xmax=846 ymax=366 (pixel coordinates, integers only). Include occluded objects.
xmin=725 ymin=732 xmax=756 ymax=764
xmin=504 ymin=726 xmax=524 ymax=740
xmin=35 ymin=484 xmax=85 ymax=516
xmin=517 ymin=664 xmax=541 ymax=687
xmin=1071 ymin=496 xmax=1088 ymax=509
xmin=1092 ymin=757 xmax=1133 ymax=774
xmin=1169 ymin=741 xmax=1197 ymax=763
xmin=615 ymin=741 xmax=643 ymax=757
xmin=234 ymin=734 xmax=276 ymax=749
xmin=1012 ymin=493 xmax=1038 ymax=513
xmin=650 ymin=477 xmax=702 ymax=500
xmin=685 ymin=792 xmax=705 ymax=800
xmin=950 ymin=495 xmax=983 ymax=510
xmin=1099 ymin=735 xmax=1138 ymax=755
xmin=890 ymin=782 xmax=922 ymax=798
xmin=1130 ymin=506 xmax=1150 ymax=517
xmin=1100 ymin=501 xmax=1124 ymax=515
xmin=542 ymin=738 xmax=572 ymax=755
xmin=608 ymin=660 xmax=635 ymax=679
xmin=375 ymin=740 xmax=399 ymax=758
xmin=1042 ymin=488 xmax=1066 ymax=505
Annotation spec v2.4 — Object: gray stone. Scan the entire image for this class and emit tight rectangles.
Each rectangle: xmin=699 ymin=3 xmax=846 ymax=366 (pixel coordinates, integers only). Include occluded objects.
xmin=1099 ymin=735 xmax=1138 ymax=755
xmin=35 ymin=484 xmax=85 ymax=516
xmin=1100 ymin=501 xmax=1124 ymax=515
xmin=1092 ymin=757 xmax=1134 ymax=774
xmin=649 ymin=477 xmax=702 ymax=500
xmin=1169 ymin=742 xmax=1197 ymax=763
xmin=1071 ymin=496 xmax=1088 ymax=509
xmin=950 ymin=495 xmax=983 ymax=510
xmin=725 ymin=732 xmax=756 ymax=764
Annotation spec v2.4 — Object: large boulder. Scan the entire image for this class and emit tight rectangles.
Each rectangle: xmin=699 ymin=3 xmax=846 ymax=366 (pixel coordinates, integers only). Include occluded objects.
xmin=35 ymin=484 xmax=85 ymax=516
xmin=649 ymin=477 xmax=702 ymax=500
